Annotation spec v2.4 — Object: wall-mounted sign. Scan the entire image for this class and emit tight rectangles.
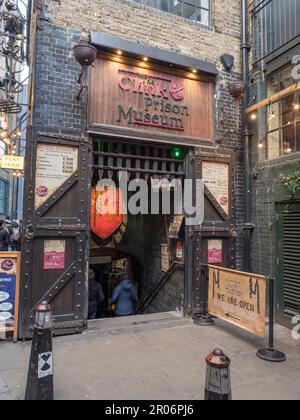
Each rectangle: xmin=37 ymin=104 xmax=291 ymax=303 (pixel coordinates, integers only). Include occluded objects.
xmin=44 ymin=240 xmax=65 ymax=270
xmin=161 ymin=244 xmax=170 ymax=273
xmin=202 ymin=161 xmax=229 ymax=214
xmin=90 ymin=186 xmax=127 ymax=246
xmin=0 ymin=252 xmax=21 ymax=342
xmin=90 ymin=57 xmax=214 ymax=142
xmin=208 ymin=239 xmax=223 ymax=264
xmin=0 ymin=155 xmax=24 ymax=170
xmin=35 ymin=144 xmax=78 ymax=209
xmin=208 ymin=266 xmax=266 ymax=337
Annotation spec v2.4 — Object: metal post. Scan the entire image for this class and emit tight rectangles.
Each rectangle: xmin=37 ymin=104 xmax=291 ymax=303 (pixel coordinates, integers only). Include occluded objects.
xmin=205 ymin=349 xmax=232 ymax=400
xmin=194 ymin=264 xmax=215 ymax=326
xmin=257 ymin=278 xmax=286 ymax=363
xmin=25 ymin=301 xmax=54 ymax=400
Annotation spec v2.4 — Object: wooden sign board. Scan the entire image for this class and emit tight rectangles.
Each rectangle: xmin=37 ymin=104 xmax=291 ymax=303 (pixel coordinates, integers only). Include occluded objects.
xmin=208 ymin=266 xmax=267 ymax=337
xmin=35 ymin=143 xmax=78 ymax=209
xmin=89 ymin=55 xmax=214 ymax=143
xmin=0 ymin=252 xmax=21 ymax=342
xmin=202 ymin=161 xmax=229 ymax=214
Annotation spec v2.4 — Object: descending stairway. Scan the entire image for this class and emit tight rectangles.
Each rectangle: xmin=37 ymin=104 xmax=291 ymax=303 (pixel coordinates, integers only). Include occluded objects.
xmin=137 ymin=262 xmax=183 ymax=315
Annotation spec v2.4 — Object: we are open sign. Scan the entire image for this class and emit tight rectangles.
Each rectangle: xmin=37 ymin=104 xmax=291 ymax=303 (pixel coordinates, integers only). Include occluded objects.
xmin=208 ymin=266 xmax=267 ymax=337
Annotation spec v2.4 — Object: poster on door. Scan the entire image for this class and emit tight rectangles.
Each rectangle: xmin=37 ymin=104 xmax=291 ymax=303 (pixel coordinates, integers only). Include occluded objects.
xmin=35 ymin=144 xmax=78 ymax=209
xmin=202 ymin=161 xmax=229 ymax=214
xmin=0 ymin=252 xmax=21 ymax=342
xmin=208 ymin=239 xmax=223 ymax=264
xmin=44 ymin=240 xmax=65 ymax=270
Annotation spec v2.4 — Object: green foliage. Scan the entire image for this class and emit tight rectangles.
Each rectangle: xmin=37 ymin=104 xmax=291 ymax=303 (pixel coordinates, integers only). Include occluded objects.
xmin=279 ymin=162 xmax=300 ymax=198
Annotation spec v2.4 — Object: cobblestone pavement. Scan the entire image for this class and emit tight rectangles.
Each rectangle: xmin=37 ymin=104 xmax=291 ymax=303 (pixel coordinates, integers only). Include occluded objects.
xmin=0 ymin=312 xmax=299 ymax=400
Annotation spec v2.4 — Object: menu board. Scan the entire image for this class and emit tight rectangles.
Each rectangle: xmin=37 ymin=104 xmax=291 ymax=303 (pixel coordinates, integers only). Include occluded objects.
xmin=44 ymin=240 xmax=66 ymax=270
xmin=202 ymin=161 xmax=229 ymax=214
xmin=0 ymin=252 xmax=21 ymax=342
xmin=35 ymin=144 xmax=78 ymax=209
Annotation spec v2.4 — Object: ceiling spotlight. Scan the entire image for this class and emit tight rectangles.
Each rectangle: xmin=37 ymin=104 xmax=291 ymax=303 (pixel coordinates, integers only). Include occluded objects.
xmin=143 ymin=57 xmax=148 ymax=62
xmin=117 ymin=50 xmax=122 ymax=56
xmin=192 ymin=69 xmax=197 ymax=74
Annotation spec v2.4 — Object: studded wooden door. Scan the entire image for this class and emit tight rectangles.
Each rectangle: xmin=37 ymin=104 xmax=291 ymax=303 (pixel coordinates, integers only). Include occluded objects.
xmin=19 ymin=130 xmax=91 ymax=339
xmin=185 ymin=149 xmax=237 ymax=316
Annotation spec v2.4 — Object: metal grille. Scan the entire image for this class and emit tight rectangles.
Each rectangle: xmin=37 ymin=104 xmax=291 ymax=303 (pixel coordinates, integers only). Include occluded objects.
xmin=92 ymin=138 xmax=185 ymax=182
xmin=283 ymin=211 xmax=300 ymax=315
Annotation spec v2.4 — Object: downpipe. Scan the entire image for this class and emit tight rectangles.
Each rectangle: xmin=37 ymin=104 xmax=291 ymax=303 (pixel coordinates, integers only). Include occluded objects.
xmin=241 ymin=0 xmax=254 ymax=272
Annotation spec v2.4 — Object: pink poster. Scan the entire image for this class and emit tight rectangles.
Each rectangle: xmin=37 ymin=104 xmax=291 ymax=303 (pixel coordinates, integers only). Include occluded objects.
xmin=208 ymin=240 xmax=223 ymax=264
xmin=44 ymin=240 xmax=65 ymax=270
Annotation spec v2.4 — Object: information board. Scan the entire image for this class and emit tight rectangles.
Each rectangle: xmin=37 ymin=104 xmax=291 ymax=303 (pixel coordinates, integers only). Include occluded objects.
xmin=35 ymin=144 xmax=78 ymax=209
xmin=0 ymin=252 xmax=21 ymax=342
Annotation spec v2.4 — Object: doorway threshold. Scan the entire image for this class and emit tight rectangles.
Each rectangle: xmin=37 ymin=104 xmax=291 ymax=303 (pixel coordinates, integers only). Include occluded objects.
xmin=87 ymin=311 xmax=189 ymax=337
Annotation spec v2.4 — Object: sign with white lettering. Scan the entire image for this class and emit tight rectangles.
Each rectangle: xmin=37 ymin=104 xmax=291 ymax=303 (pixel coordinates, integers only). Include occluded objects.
xmin=0 ymin=252 xmax=21 ymax=342
xmin=208 ymin=266 xmax=266 ymax=337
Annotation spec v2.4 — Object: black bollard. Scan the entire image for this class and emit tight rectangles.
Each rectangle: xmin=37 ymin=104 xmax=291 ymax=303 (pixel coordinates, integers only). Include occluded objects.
xmin=205 ymin=349 xmax=232 ymax=400
xmin=25 ymin=301 xmax=54 ymax=400
xmin=257 ymin=278 xmax=286 ymax=363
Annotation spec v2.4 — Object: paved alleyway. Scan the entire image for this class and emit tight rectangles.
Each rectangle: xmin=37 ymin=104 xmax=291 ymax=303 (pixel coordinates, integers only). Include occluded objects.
xmin=0 ymin=312 xmax=299 ymax=400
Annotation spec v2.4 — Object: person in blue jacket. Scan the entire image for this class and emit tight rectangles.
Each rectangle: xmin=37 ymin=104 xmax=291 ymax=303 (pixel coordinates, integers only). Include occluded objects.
xmin=110 ymin=275 xmax=138 ymax=317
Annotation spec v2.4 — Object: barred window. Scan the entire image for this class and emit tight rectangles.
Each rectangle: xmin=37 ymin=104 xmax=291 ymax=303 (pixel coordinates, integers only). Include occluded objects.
xmin=131 ymin=0 xmax=211 ymax=25
xmin=266 ymin=66 xmax=300 ymax=159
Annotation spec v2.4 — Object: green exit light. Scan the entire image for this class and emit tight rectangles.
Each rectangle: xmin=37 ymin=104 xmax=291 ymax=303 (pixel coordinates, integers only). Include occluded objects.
xmin=171 ymin=147 xmax=184 ymax=160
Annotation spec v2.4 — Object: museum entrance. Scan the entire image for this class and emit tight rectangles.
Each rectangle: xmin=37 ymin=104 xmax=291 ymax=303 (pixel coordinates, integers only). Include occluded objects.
xmin=88 ymin=137 xmax=187 ymax=319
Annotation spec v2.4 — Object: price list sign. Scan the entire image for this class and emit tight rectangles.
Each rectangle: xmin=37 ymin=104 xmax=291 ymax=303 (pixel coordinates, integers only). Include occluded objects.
xmin=35 ymin=144 xmax=78 ymax=208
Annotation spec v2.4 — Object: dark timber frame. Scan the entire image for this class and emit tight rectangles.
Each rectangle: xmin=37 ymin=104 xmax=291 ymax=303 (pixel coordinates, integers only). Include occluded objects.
xmin=19 ymin=129 xmax=91 ymax=339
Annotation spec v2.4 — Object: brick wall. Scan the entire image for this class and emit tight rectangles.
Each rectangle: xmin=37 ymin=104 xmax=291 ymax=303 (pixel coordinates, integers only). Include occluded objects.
xmin=30 ymin=0 xmax=244 ymax=313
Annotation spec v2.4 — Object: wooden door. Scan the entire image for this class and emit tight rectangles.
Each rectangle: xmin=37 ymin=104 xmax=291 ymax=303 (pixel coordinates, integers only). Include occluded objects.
xmin=19 ymin=130 xmax=91 ymax=339
xmin=185 ymin=149 xmax=237 ymax=316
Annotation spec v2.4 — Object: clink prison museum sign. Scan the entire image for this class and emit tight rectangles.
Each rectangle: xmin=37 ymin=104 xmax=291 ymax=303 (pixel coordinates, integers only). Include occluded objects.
xmin=89 ymin=56 xmax=214 ymax=142
xmin=117 ymin=68 xmax=188 ymax=131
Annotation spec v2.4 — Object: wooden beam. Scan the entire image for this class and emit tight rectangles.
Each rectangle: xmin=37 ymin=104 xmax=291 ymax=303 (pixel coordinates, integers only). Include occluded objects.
xmin=246 ymin=83 xmax=300 ymax=113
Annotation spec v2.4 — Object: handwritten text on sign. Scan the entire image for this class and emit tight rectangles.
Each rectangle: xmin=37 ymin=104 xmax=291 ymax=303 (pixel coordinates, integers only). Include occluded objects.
xmin=208 ymin=266 xmax=266 ymax=337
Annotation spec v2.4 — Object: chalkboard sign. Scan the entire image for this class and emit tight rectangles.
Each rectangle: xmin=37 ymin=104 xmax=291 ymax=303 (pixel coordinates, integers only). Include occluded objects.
xmin=0 ymin=252 xmax=21 ymax=342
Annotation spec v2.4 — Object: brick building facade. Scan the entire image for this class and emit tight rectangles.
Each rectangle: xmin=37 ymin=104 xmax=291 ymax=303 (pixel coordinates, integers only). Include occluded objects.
xmin=20 ymin=0 xmax=245 ymax=335
xmin=248 ymin=0 xmax=300 ymax=328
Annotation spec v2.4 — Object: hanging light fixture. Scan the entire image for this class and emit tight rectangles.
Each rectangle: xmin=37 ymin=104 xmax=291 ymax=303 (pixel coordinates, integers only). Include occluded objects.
xmin=293 ymin=89 xmax=300 ymax=111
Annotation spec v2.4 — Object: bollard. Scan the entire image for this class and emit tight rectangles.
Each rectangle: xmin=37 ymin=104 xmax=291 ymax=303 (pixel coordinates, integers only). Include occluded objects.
xmin=25 ymin=301 xmax=54 ymax=400
xmin=205 ymin=349 xmax=232 ymax=400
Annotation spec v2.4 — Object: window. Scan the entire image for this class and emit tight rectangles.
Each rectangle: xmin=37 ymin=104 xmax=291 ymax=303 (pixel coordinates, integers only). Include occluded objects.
xmin=131 ymin=0 xmax=210 ymax=25
xmin=266 ymin=66 xmax=300 ymax=159
xmin=252 ymin=0 xmax=300 ymax=63
xmin=0 ymin=179 xmax=8 ymax=216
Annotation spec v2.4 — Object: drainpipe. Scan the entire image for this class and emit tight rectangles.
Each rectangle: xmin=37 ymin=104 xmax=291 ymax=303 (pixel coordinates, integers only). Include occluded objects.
xmin=241 ymin=0 xmax=254 ymax=272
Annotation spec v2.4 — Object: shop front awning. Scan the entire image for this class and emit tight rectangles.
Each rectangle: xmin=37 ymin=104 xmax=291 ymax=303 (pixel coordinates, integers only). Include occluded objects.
xmin=90 ymin=31 xmax=218 ymax=77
